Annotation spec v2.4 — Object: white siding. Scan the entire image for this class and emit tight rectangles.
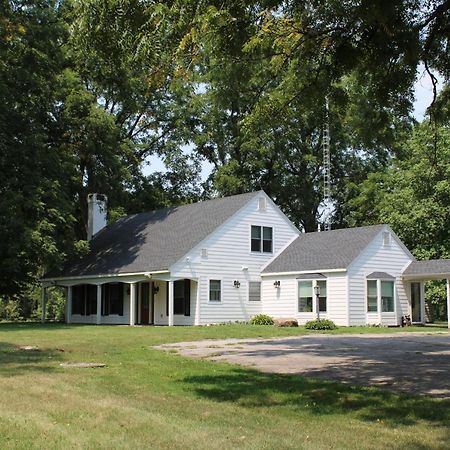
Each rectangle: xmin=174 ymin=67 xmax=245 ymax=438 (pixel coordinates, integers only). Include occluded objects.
xmin=153 ymin=279 xmax=197 ymax=326
xmin=262 ymin=272 xmax=349 ymax=326
xmin=170 ymin=194 xmax=299 ymax=324
xmin=347 ymin=229 xmax=413 ymax=326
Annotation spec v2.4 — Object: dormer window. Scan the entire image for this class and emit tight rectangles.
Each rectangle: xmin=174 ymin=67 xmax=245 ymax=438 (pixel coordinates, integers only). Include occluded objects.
xmin=251 ymin=225 xmax=273 ymax=253
xmin=382 ymin=231 xmax=391 ymax=246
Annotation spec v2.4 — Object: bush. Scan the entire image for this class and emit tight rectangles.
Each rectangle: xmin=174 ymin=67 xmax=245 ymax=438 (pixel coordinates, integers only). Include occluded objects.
xmin=305 ymin=319 xmax=337 ymax=330
xmin=250 ymin=314 xmax=274 ymax=325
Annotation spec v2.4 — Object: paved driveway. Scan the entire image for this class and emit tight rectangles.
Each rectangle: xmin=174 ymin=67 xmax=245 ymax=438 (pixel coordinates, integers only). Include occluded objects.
xmin=159 ymin=333 xmax=450 ymax=398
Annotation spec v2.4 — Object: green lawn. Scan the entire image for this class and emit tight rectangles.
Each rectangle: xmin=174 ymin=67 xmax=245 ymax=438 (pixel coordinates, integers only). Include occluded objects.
xmin=0 ymin=323 xmax=449 ymax=449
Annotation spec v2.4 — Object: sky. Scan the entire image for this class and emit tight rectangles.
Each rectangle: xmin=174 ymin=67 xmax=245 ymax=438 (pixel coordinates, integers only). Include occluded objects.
xmin=143 ymin=67 xmax=443 ymax=181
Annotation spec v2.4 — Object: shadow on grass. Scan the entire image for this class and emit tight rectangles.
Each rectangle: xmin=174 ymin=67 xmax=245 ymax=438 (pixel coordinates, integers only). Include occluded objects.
xmin=0 ymin=341 xmax=63 ymax=376
xmin=183 ymin=368 xmax=450 ymax=429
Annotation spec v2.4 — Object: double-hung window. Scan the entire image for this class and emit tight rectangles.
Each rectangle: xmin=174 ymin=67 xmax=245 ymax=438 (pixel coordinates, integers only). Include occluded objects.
xmin=251 ymin=226 xmax=273 ymax=253
xmin=248 ymin=282 xmax=261 ymax=302
xmin=298 ymin=279 xmax=327 ymax=313
xmin=209 ymin=280 xmax=221 ymax=302
xmin=366 ymin=280 xmax=395 ymax=313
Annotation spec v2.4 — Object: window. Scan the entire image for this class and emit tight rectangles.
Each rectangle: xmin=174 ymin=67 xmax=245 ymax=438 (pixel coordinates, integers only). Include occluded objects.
xmin=71 ymin=284 xmax=97 ymax=316
xmin=251 ymin=225 xmax=273 ymax=253
xmin=166 ymin=280 xmax=191 ymax=316
xmin=72 ymin=285 xmax=84 ymax=315
xmin=366 ymin=280 xmax=395 ymax=313
xmin=317 ymin=280 xmax=327 ymax=312
xmin=209 ymin=280 xmax=221 ymax=302
xmin=248 ymin=282 xmax=261 ymax=302
xmin=298 ymin=281 xmax=313 ymax=312
xmin=367 ymin=280 xmax=378 ymax=312
xmin=102 ymin=283 xmax=124 ymax=316
xmin=382 ymin=231 xmax=391 ymax=246
xmin=381 ymin=281 xmax=394 ymax=312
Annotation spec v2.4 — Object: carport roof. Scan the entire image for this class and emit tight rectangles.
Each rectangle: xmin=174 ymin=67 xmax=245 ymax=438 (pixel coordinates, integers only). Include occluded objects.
xmin=402 ymin=259 xmax=450 ymax=279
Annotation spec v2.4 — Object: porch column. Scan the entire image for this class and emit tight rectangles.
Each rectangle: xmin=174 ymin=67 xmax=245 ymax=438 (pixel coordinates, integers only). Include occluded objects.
xmin=41 ymin=287 xmax=47 ymax=323
xmin=447 ymin=279 xmax=450 ymax=330
xmin=129 ymin=282 xmax=137 ymax=326
xmin=195 ymin=279 xmax=201 ymax=326
xmin=377 ymin=279 xmax=382 ymax=325
xmin=66 ymin=286 xmax=73 ymax=324
xmin=168 ymin=280 xmax=174 ymax=326
xmin=96 ymin=284 xmax=102 ymax=325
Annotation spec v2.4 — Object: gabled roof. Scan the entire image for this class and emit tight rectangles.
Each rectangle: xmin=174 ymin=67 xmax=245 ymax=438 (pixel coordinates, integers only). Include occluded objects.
xmin=402 ymin=259 xmax=450 ymax=279
xmin=367 ymin=271 xmax=395 ymax=279
xmin=45 ymin=191 xmax=260 ymax=279
xmin=262 ymin=224 xmax=386 ymax=274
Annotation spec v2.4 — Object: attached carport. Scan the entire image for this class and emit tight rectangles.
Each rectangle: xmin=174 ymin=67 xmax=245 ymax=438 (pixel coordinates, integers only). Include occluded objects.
xmin=402 ymin=259 xmax=450 ymax=328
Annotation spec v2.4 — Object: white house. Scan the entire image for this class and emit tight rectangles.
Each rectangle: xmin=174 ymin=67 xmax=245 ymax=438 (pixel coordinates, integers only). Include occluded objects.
xmin=41 ymin=191 xmax=450 ymax=327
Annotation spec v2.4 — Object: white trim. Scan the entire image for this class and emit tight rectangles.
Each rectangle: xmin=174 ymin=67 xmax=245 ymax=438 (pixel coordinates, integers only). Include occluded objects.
xmin=402 ymin=272 xmax=450 ymax=280
xmin=261 ymin=269 xmax=346 ymax=277
xmin=41 ymin=271 xmax=167 ymax=283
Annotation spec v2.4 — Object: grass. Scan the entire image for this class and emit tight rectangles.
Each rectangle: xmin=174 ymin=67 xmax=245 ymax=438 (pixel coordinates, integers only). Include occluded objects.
xmin=0 ymin=323 xmax=448 ymax=449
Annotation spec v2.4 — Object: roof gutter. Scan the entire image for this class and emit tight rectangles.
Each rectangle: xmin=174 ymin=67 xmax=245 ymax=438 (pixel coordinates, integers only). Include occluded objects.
xmin=261 ymin=268 xmax=347 ymax=277
xmin=41 ymin=270 xmax=169 ymax=283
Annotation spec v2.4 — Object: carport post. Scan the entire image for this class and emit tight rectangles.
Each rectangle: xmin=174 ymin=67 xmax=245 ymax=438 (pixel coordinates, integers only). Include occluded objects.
xmin=66 ymin=286 xmax=72 ymax=324
xmin=96 ymin=284 xmax=102 ymax=325
xmin=41 ymin=286 xmax=46 ymax=323
xmin=447 ymin=279 xmax=450 ymax=330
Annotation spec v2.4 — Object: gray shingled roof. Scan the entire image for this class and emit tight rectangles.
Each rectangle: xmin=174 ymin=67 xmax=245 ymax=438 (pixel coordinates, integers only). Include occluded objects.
xmin=403 ymin=259 xmax=450 ymax=277
xmin=263 ymin=225 xmax=386 ymax=273
xmin=45 ymin=191 xmax=260 ymax=279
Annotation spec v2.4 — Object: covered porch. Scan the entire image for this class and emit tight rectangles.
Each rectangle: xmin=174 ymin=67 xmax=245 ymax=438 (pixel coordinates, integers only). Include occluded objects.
xmin=40 ymin=273 xmax=200 ymax=326
xmin=402 ymin=259 xmax=450 ymax=329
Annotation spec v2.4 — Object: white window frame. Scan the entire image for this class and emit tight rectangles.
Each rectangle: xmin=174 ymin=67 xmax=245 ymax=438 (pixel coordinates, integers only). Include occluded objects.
xmin=366 ymin=278 xmax=396 ymax=319
xmin=208 ymin=278 xmax=222 ymax=303
xmin=297 ymin=279 xmax=327 ymax=314
xmin=249 ymin=224 xmax=274 ymax=254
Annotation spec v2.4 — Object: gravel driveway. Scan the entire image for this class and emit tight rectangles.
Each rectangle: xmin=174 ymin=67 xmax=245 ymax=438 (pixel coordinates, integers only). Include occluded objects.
xmin=158 ymin=332 xmax=450 ymax=398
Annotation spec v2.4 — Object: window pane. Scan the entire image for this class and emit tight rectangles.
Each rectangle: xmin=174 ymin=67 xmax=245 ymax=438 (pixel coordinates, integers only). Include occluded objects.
xmin=209 ymin=280 xmax=221 ymax=302
xmin=299 ymin=281 xmax=312 ymax=297
xmin=251 ymin=226 xmax=261 ymax=239
xmin=317 ymin=280 xmax=327 ymax=297
xmin=248 ymin=282 xmax=261 ymax=301
xmin=367 ymin=297 xmax=378 ymax=312
xmin=319 ymin=296 xmax=327 ymax=312
xmin=367 ymin=280 xmax=378 ymax=312
xmin=367 ymin=280 xmax=377 ymax=297
xmin=299 ymin=297 xmax=313 ymax=312
xmin=262 ymin=239 xmax=272 ymax=253
xmin=298 ymin=281 xmax=313 ymax=312
xmin=263 ymin=227 xmax=272 ymax=240
xmin=381 ymin=281 xmax=394 ymax=312
xmin=174 ymin=280 xmax=185 ymax=315
xmin=251 ymin=239 xmax=261 ymax=252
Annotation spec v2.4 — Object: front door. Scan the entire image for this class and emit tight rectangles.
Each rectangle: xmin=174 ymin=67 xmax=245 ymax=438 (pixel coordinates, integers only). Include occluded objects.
xmin=140 ymin=283 xmax=150 ymax=325
xmin=411 ymin=282 xmax=421 ymax=322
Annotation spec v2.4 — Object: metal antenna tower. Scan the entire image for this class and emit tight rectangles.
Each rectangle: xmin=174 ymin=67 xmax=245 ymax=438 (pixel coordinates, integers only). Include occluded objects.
xmin=322 ymin=98 xmax=332 ymax=231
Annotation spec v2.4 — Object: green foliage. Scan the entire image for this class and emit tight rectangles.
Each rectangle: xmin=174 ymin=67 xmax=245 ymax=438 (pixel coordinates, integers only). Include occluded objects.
xmin=250 ymin=314 xmax=274 ymax=326
xmin=305 ymin=319 xmax=338 ymax=330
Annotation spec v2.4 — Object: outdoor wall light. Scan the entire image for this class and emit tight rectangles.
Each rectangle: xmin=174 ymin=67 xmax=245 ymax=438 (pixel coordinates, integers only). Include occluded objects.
xmin=274 ymin=280 xmax=281 ymax=288
xmin=153 ymin=285 xmax=160 ymax=295
xmin=233 ymin=280 xmax=241 ymax=288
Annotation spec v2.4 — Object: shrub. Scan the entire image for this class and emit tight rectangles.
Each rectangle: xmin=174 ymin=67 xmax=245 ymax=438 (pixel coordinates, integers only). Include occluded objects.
xmin=250 ymin=314 xmax=274 ymax=325
xmin=305 ymin=319 xmax=337 ymax=330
